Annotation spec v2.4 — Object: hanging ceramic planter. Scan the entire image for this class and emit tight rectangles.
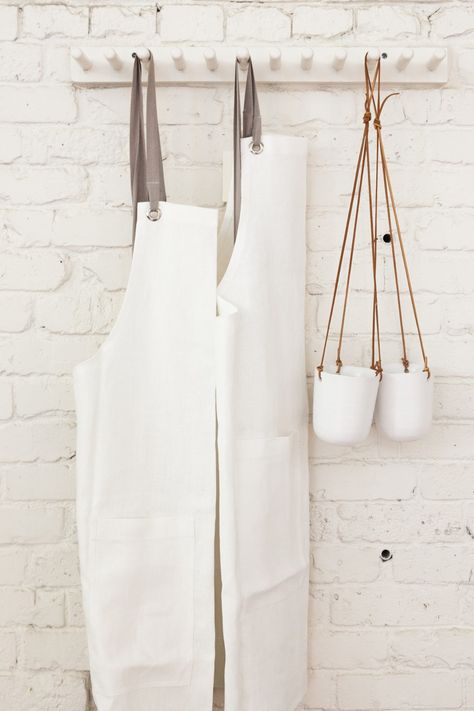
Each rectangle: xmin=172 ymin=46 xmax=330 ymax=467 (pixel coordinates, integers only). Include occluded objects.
xmin=313 ymin=54 xmax=433 ymax=446
xmin=367 ymin=60 xmax=433 ymax=442
xmin=313 ymin=56 xmax=383 ymax=446
xmin=375 ymin=363 xmax=433 ymax=441
xmin=313 ymin=366 xmax=379 ymax=446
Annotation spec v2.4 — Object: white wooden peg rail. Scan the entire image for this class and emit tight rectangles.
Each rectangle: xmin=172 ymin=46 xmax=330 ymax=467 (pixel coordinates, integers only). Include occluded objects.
xmin=70 ymin=46 xmax=448 ymax=86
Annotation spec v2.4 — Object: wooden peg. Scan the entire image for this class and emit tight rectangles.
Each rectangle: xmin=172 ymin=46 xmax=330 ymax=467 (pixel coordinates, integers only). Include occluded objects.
xmin=171 ymin=48 xmax=185 ymax=71
xmin=396 ymin=49 xmax=414 ymax=71
xmin=204 ymin=48 xmax=218 ymax=71
xmin=301 ymin=48 xmax=313 ymax=71
xmin=104 ymin=48 xmax=123 ymax=71
xmin=332 ymin=49 xmax=347 ymax=71
xmin=237 ymin=48 xmax=250 ymax=70
xmin=367 ymin=48 xmax=380 ymax=63
xmin=269 ymin=48 xmax=281 ymax=71
xmin=134 ymin=47 xmax=151 ymax=63
xmin=71 ymin=48 xmax=92 ymax=71
xmin=427 ymin=48 xmax=446 ymax=71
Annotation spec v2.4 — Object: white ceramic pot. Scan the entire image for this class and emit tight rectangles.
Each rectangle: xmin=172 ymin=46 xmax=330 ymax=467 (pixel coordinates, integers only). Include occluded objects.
xmin=375 ymin=363 xmax=433 ymax=441
xmin=313 ymin=365 xmax=380 ymax=446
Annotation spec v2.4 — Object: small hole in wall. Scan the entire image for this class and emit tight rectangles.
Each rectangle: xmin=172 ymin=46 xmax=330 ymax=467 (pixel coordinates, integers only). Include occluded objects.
xmin=380 ymin=549 xmax=393 ymax=562
xmin=382 ymin=52 xmax=388 ymax=60
xmin=383 ymin=233 xmax=391 ymax=243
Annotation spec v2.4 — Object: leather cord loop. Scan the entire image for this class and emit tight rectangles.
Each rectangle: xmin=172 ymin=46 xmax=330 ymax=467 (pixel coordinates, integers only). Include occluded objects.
xmin=317 ymin=54 xmax=382 ymax=378
xmin=369 ymin=60 xmax=429 ymax=377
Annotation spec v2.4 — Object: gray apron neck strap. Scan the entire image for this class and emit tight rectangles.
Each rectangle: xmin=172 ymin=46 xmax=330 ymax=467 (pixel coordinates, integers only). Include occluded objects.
xmin=233 ymin=57 xmax=262 ymax=241
xmin=130 ymin=51 xmax=166 ymax=242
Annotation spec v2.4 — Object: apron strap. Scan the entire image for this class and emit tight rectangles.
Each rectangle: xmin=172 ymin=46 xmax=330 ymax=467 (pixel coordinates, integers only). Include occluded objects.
xmin=233 ymin=57 xmax=262 ymax=241
xmin=130 ymin=51 xmax=166 ymax=242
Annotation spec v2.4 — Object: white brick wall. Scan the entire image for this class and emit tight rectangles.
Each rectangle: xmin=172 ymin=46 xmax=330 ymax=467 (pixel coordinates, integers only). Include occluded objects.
xmin=0 ymin=2 xmax=472 ymax=711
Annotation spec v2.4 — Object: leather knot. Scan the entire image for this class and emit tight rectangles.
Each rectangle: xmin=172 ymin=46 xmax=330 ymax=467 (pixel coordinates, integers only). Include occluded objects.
xmin=373 ymin=117 xmax=382 ymax=130
xmin=423 ymin=356 xmax=431 ymax=379
xmin=363 ymin=111 xmax=371 ymax=124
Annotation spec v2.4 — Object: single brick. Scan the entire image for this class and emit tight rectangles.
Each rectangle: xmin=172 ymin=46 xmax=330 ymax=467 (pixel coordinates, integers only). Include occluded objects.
xmin=0 ymin=87 xmax=76 ymax=123
xmin=0 ymin=43 xmax=42 ymax=82
xmin=356 ymin=6 xmax=421 ymax=39
xmin=0 ymin=548 xmax=27 ymax=584
xmin=0 ymin=631 xmax=16 ymax=669
xmin=0 ymin=672 xmax=87 ymax=711
xmin=0 ymin=7 xmax=17 ymax=40
xmin=337 ymin=501 xmax=465 ymax=543
xmin=0 ymin=251 xmax=67 ymax=291
xmin=338 ymin=671 xmax=462 ymax=710
xmin=91 ymin=7 xmax=156 ymax=37
xmin=0 ymin=165 xmax=86 ymax=205
xmin=160 ymin=5 xmax=224 ymax=41
xmin=0 ymin=209 xmax=54 ymax=247
xmin=0 ymin=506 xmax=64 ymax=544
xmin=52 ymin=208 xmax=132 ymax=248
xmin=311 ymin=462 xmax=418 ymax=501
xmin=227 ymin=7 xmax=290 ymax=41
xmin=23 ymin=5 xmax=88 ymax=39
xmin=0 ymin=587 xmax=34 ymax=626
xmin=0 ymin=420 xmax=75 ymax=463
xmin=309 ymin=629 xmax=388 ymax=669
xmin=0 ymin=380 xmax=13 ymax=419
xmin=311 ymin=545 xmax=381 ymax=584
xmin=392 ymin=546 xmax=474 ymax=583
xmin=430 ymin=6 xmax=474 ymax=38
xmin=4 ymin=462 xmax=75 ymax=500
xmin=0 ymin=294 xmax=32 ymax=333
xmin=26 ymin=546 xmax=80 ymax=587
xmin=419 ymin=462 xmax=474 ymax=500
xmin=22 ymin=628 xmax=88 ymax=671
xmin=331 ymin=585 xmax=459 ymax=627
xmin=293 ymin=6 xmax=353 ymax=38
xmin=0 ymin=333 xmax=104 ymax=376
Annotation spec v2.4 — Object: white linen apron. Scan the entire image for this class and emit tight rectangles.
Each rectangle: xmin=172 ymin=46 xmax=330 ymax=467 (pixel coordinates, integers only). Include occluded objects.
xmin=216 ymin=61 xmax=309 ymax=711
xmin=73 ymin=53 xmax=308 ymax=711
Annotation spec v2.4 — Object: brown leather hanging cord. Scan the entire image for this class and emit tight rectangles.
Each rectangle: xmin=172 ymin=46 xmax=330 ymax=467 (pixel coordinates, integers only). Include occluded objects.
xmin=364 ymin=58 xmax=382 ymax=376
xmin=370 ymin=59 xmax=431 ymax=379
xmin=317 ymin=54 xmax=430 ymax=381
xmin=317 ymin=56 xmax=382 ymax=379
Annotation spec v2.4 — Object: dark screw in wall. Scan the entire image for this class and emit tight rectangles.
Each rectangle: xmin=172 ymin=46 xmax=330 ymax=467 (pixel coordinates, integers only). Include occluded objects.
xmin=380 ymin=549 xmax=393 ymax=562
xmin=383 ymin=233 xmax=392 ymax=243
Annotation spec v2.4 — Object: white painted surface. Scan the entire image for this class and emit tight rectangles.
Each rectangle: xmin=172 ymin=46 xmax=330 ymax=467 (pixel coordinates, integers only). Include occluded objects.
xmin=0 ymin=2 xmax=473 ymax=710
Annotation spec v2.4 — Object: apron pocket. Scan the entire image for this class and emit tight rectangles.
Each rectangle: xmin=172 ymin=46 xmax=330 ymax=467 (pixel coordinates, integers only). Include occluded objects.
xmin=89 ymin=515 xmax=194 ymax=696
xmin=235 ymin=433 xmax=306 ymax=599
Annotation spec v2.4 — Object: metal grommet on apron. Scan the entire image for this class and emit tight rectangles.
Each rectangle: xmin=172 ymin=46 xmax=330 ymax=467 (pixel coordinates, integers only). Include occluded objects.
xmin=73 ymin=50 xmax=309 ymax=711
xmin=74 ymin=50 xmax=218 ymax=711
xmin=249 ymin=141 xmax=264 ymax=154
xmin=146 ymin=208 xmax=161 ymax=221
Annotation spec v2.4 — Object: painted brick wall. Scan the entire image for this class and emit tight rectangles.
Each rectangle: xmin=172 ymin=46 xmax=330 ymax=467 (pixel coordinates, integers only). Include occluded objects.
xmin=0 ymin=2 xmax=473 ymax=710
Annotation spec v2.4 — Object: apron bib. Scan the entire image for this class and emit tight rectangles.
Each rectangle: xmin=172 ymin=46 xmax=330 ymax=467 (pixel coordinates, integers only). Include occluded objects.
xmin=73 ymin=52 xmax=309 ymax=711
